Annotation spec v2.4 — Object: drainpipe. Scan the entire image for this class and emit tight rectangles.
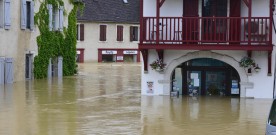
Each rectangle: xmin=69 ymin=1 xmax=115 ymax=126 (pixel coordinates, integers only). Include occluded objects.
xmin=273 ymin=1 xmax=276 ymax=99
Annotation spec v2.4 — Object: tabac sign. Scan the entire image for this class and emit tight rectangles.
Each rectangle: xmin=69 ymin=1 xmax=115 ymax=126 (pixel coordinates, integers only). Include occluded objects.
xmin=123 ymin=50 xmax=137 ymax=54
xmin=102 ymin=50 xmax=117 ymax=54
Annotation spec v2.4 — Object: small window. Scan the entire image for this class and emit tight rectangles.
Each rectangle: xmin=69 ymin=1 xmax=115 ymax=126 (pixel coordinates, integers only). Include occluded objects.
xmin=130 ymin=26 xmax=139 ymax=41
xmin=77 ymin=24 xmax=84 ymax=41
xmin=123 ymin=0 xmax=128 ymax=4
xmin=99 ymin=25 xmax=107 ymax=41
xmin=26 ymin=1 xmax=31 ymax=29
xmin=117 ymin=25 xmax=123 ymax=41
xmin=52 ymin=7 xmax=59 ymax=30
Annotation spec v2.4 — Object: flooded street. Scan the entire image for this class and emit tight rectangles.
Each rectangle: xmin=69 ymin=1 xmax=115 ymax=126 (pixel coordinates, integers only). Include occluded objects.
xmin=0 ymin=63 xmax=273 ymax=135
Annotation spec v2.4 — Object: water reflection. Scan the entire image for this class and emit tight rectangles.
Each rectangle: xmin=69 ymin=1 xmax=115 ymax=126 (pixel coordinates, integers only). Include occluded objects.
xmin=141 ymin=96 xmax=272 ymax=135
xmin=0 ymin=63 xmax=273 ymax=135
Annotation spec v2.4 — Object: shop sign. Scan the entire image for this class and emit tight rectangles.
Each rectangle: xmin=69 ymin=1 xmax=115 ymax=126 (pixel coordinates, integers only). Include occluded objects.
xmin=102 ymin=50 xmax=117 ymax=54
xmin=123 ymin=50 xmax=137 ymax=54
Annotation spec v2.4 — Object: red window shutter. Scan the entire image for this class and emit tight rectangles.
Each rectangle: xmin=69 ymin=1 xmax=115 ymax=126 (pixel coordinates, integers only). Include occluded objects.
xmin=100 ymin=25 xmax=107 ymax=41
xmin=103 ymin=25 xmax=106 ymax=41
xmin=80 ymin=24 xmax=84 ymax=41
xmin=117 ymin=25 xmax=123 ymax=41
xmin=130 ymin=26 xmax=134 ymax=41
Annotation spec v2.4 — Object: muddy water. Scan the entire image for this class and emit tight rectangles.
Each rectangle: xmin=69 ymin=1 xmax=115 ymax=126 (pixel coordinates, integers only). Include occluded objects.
xmin=0 ymin=63 xmax=273 ymax=135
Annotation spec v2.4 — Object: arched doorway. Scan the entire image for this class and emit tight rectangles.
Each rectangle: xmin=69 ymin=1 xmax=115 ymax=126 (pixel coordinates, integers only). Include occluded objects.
xmin=171 ymin=58 xmax=240 ymax=96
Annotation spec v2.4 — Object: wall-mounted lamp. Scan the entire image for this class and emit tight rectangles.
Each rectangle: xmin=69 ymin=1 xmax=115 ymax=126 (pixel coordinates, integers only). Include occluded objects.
xmin=254 ymin=64 xmax=261 ymax=72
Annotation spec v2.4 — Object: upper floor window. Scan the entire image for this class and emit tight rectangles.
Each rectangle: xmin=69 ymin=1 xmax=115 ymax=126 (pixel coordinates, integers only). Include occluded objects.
xmin=21 ymin=0 xmax=34 ymax=30
xmin=99 ymin=25 xmax=107 ymax=41
xmin=0 ymin=0 xmax=11 ymax=30
xmin=130 ymin=26 xmax=139 ymax=42
xmin=117 ymin=25 xmax=123 ymax=41
xmin=47 ymin=4 xmax=63 ymax=31
xmin=77 ymin=23 xmax=84 ymax=41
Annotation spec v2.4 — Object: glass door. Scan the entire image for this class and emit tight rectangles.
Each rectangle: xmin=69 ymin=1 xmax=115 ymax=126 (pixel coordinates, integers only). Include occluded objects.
xmin=205 ymin=71 xmax=226 ymax=95
xmin=187 ymin=71 xmax=201 ymax=96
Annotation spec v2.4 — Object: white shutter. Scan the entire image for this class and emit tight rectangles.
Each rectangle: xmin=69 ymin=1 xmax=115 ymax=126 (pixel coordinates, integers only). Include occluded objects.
xmin=47 ymin=4 xmax=53 ymax=31
xmin=5 ymin=58 xmax=13 ymax=84
xmin=59 ymin=6 xmax=63 ymax=31
xmin=30 ymin=1 xmax=34 ymax=30
xmin=4 ymin=0 xmax=11 ymax=30
xmin=21 ymin=0 xmax=26 ymax=30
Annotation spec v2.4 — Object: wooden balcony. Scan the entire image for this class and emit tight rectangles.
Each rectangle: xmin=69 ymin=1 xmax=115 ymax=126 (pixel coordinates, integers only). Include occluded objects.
xmin=139 ymin=17 xmax=273 ymax=51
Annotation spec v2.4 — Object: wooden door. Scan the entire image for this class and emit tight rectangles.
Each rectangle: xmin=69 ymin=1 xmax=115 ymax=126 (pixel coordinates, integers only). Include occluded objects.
xmin=202 ymin=0 xmax=227 ymax=41
xmin=183 ymin=0 xmax=199 ymax=43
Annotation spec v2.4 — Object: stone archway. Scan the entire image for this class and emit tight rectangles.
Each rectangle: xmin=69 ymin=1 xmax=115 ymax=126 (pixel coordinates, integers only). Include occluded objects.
xmin=162 ymin=51 xmax=252 ymax=97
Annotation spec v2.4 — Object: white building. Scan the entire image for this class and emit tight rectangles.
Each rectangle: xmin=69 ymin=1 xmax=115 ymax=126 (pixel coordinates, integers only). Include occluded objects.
xmin=0 ymin=0 xmax=74 ymax=83
xmin=76 ymin=0 xmax=140 ymax=63
xmin=140 ymin=0 xmax=276 ymax=98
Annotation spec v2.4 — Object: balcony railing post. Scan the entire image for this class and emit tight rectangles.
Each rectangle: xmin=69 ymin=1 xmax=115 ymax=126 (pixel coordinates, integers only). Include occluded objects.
xmin=140 ymin=0 xmax=143 ymax=43
xmin=156 ymin=0 xmax=160 ymax=44
xmin=269 ymin=0 xmax=273 ymax=46
xmin=248 ymin=0 xmax=252 ymax=45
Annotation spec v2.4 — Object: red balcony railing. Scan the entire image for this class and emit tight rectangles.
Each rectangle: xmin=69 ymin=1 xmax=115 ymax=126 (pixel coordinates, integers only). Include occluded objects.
xmin=141 ymin=17 xmax=271 ymax=45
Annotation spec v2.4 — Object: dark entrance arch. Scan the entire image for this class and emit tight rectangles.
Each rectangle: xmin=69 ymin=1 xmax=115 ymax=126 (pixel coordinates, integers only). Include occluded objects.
xmin=172 ymin=58 xmax=240 ymax=96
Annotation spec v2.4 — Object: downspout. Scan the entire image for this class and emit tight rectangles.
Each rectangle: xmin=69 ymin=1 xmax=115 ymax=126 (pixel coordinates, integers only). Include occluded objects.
xmin=272 ymin=0 xmax=276 ymax=98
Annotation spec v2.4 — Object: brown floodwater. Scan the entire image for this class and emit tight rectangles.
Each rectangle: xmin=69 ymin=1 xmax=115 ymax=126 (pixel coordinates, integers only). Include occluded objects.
xmin=0 ymin=63 xmax=273 ymax=135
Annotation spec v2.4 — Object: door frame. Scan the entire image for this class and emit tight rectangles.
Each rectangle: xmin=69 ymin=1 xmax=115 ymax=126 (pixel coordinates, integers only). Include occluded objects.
xmin=25 ymin=54 xmax=33 ymax=79
xmin=201 ymin=0 xmax=228 ymax=41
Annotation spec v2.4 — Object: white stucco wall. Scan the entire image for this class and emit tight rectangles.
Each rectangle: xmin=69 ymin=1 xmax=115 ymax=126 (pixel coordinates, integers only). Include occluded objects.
xmin=142 ymin=0 xmax=276 ymax=98
xmin=142 ymin=50 xmax=275 ymax=98
xmin=0 ymin=1 xmax=73 ymax=82
xmin=76 ymin=22 xmax=140 ymax=62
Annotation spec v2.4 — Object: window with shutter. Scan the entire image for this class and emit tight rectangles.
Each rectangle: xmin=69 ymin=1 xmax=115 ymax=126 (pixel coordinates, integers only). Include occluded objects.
xmin=47 ymin=4 xmax=63 ymax=31
xmin=117 ymin=25 xmax=123 ymax=41
xmin=100 ymin=25 xmax=107 ymax=41
xmin=130 ymin=26 xmax=139 ymax=42
xmin=21 ymin=0 xmax=34 ymax=30
xmin=77 ymin=24 xmax=84 ymax=41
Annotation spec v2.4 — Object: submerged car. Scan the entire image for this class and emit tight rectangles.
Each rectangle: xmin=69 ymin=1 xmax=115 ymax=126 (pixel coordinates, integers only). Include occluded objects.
xmin=266 ymin=99 xmax=276 ymax=135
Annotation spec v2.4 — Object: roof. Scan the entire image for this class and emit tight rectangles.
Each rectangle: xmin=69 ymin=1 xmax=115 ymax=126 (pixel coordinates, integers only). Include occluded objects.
xmin=77 ymin=0 xmax=140 ymax=23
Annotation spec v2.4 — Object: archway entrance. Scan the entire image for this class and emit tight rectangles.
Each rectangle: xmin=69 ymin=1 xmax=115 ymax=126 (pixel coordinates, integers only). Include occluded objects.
xmin=172 ymin=58 xmax=240 ymax=96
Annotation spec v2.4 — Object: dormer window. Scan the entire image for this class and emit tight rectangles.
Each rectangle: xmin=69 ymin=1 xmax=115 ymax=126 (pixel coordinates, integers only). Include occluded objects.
xmin=123 ymin=0 xmax=128 ymax=4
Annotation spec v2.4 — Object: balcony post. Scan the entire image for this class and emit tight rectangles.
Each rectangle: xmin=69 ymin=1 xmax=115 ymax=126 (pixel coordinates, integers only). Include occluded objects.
xmin=156 ymin=0 xmax=160 ymax=44
xmin=248 ymin=0 xmax=252 ymax=45
xmin=269 ymin=0 xmax=273 ymax=46
xmin=268 ymin=51 xmax=272 ymax=76
xmin=140 ymin=0 xmax=144 ymax=44
xmin=141 ymin=49 xmax=148 ymax=72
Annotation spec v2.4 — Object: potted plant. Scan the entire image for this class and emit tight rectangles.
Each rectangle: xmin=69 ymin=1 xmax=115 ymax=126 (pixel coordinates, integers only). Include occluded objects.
xmin=239 ymin=56 xmax=255 ymax=68
xmin=150 ymin=59 xmax=166 ymax=72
